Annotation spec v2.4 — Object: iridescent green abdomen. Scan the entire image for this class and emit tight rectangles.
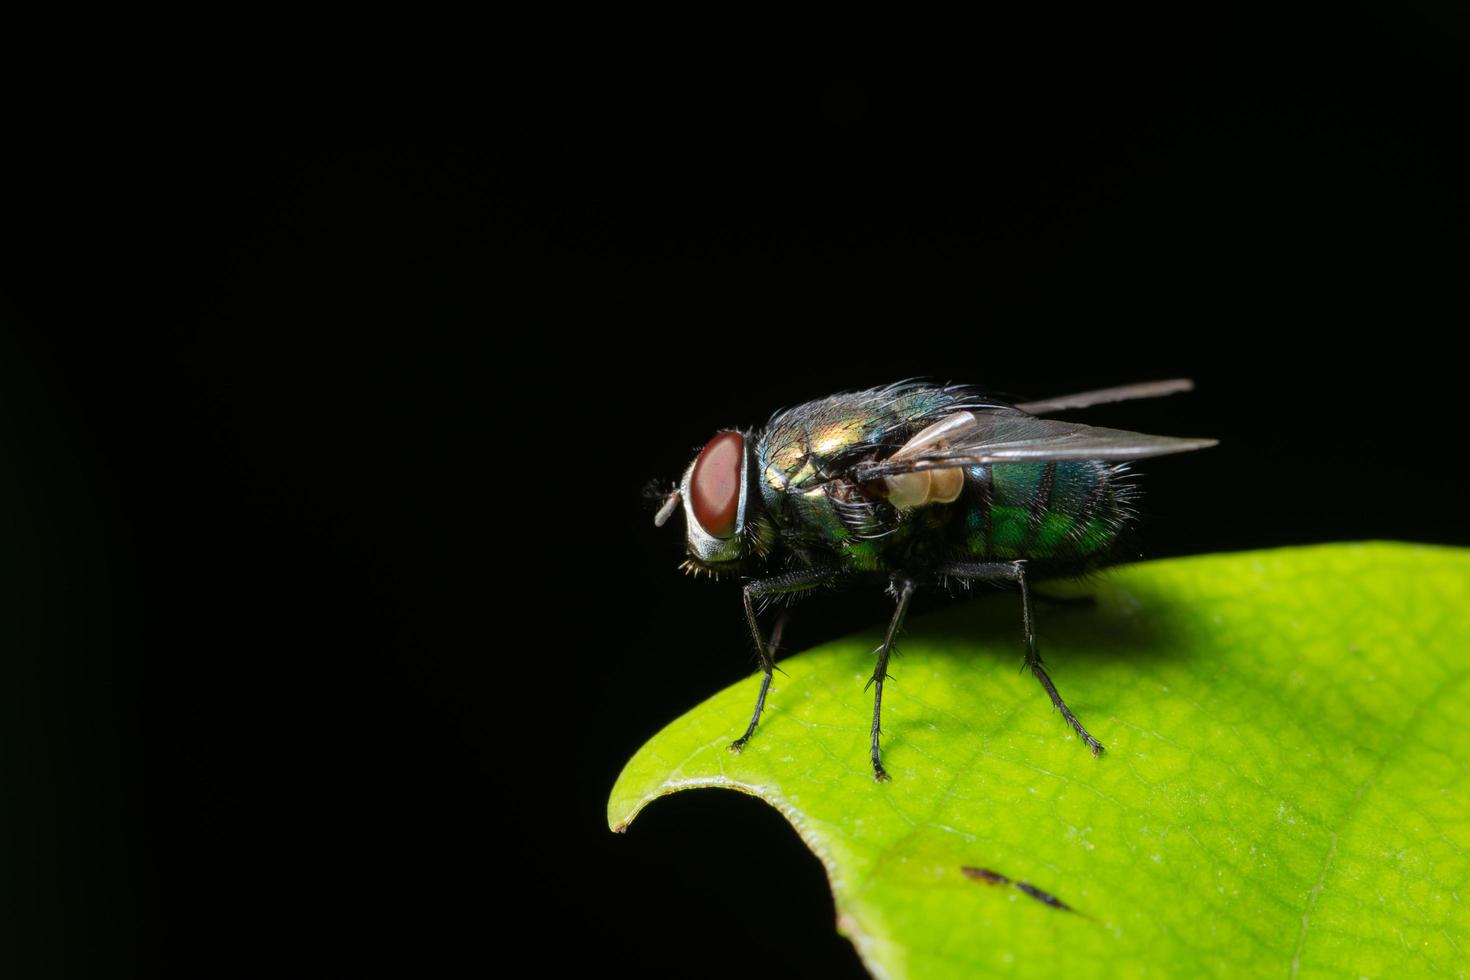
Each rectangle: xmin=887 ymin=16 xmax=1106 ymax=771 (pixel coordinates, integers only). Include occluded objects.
xmin=962 ymin=460 xmax=1129 ymax=568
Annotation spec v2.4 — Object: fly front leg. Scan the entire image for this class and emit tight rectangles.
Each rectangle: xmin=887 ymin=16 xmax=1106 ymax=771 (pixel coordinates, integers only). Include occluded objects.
xmin=727 ymin=606 xmax=783 ymax=753
xmin=867 ymin=573 xmax=918 ymax=782
xmin=939 ymin=560 xmax=1104 ymax=756
xmin=729 ymin=566 xmax=842 ymax=754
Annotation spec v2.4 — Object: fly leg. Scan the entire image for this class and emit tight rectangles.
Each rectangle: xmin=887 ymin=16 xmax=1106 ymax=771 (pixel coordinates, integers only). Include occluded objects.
xmin=938 ymin=561 xmax=1104 ymax=756
xmin=867 ymin=573 xmax=918 ymax=782
xmin=728 ymin=612 xmax=786 ymax=753
xmin=729 ymin=566 xmax=842 ymax=754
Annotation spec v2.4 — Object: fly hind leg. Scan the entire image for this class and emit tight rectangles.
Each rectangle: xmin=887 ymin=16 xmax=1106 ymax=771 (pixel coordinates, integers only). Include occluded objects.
xmin=939 ymin=560 xmax=1104 ymax=756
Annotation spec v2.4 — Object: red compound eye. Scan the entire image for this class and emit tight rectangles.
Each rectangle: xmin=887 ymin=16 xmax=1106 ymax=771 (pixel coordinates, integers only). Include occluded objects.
xmin=690 ymin=431 xmax=744 ymax=538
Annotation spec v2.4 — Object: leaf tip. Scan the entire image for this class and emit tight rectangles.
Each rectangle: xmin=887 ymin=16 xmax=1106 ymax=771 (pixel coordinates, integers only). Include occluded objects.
xmin=607 ymin=800 xmax=638 ymax=835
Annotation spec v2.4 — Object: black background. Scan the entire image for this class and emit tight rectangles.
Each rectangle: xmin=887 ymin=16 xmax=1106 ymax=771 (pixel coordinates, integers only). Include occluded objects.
xmin=4 ymin=10 xmax=1468 ymax=975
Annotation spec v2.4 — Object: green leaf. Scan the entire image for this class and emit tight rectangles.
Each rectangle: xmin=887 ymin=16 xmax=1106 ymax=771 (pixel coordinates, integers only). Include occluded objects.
xmin=608 ymin=543 xmax=1470 ymax=978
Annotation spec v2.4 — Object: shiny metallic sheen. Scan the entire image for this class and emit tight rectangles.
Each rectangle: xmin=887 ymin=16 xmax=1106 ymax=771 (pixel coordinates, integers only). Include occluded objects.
xmin=651 ymin=379 xmax=1215 ymax=780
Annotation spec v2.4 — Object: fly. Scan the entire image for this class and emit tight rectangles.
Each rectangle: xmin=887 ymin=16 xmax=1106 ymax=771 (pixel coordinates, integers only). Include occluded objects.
xmin=651 ymin=379 xmax=1215 ymax=781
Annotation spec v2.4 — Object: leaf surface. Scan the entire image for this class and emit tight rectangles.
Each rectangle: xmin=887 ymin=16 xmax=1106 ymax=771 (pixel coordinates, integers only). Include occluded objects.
xmin=609 ymin=544 xmax=1470 ymax=978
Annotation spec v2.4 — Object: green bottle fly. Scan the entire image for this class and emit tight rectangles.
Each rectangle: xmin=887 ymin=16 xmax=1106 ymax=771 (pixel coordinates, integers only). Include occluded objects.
xmin=652 ymin=379 xmax=1215 ymax=781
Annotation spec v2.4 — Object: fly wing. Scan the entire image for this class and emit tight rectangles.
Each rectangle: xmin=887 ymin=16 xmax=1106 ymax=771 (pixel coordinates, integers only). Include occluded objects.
xmin=1013 ymin=378 xmax=1195 ymax=415
xmin=851 ymin=408 xmax=1217 ymax=482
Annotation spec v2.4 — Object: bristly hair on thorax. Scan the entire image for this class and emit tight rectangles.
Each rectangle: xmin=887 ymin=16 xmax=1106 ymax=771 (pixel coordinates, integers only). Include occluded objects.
xmin=760 ymin=379 xmax=1008 ymax=456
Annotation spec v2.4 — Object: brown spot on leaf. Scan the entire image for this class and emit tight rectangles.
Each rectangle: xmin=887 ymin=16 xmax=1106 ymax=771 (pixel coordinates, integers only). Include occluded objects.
xmin=960 ymin=866 xmax=1009 ymax=886
xmin=1015 ymin=881 xmax=1073 ymax=912
xmin=961 ymin=866 xmax=1077 ymax=914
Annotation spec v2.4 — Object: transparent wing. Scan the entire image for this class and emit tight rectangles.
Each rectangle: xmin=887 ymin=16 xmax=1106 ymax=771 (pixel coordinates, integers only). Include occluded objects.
xmin=1013 ymin=378 xmax=1195 ymax=415
xmin=851 ymin=408 xmax=1217 ymax=482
